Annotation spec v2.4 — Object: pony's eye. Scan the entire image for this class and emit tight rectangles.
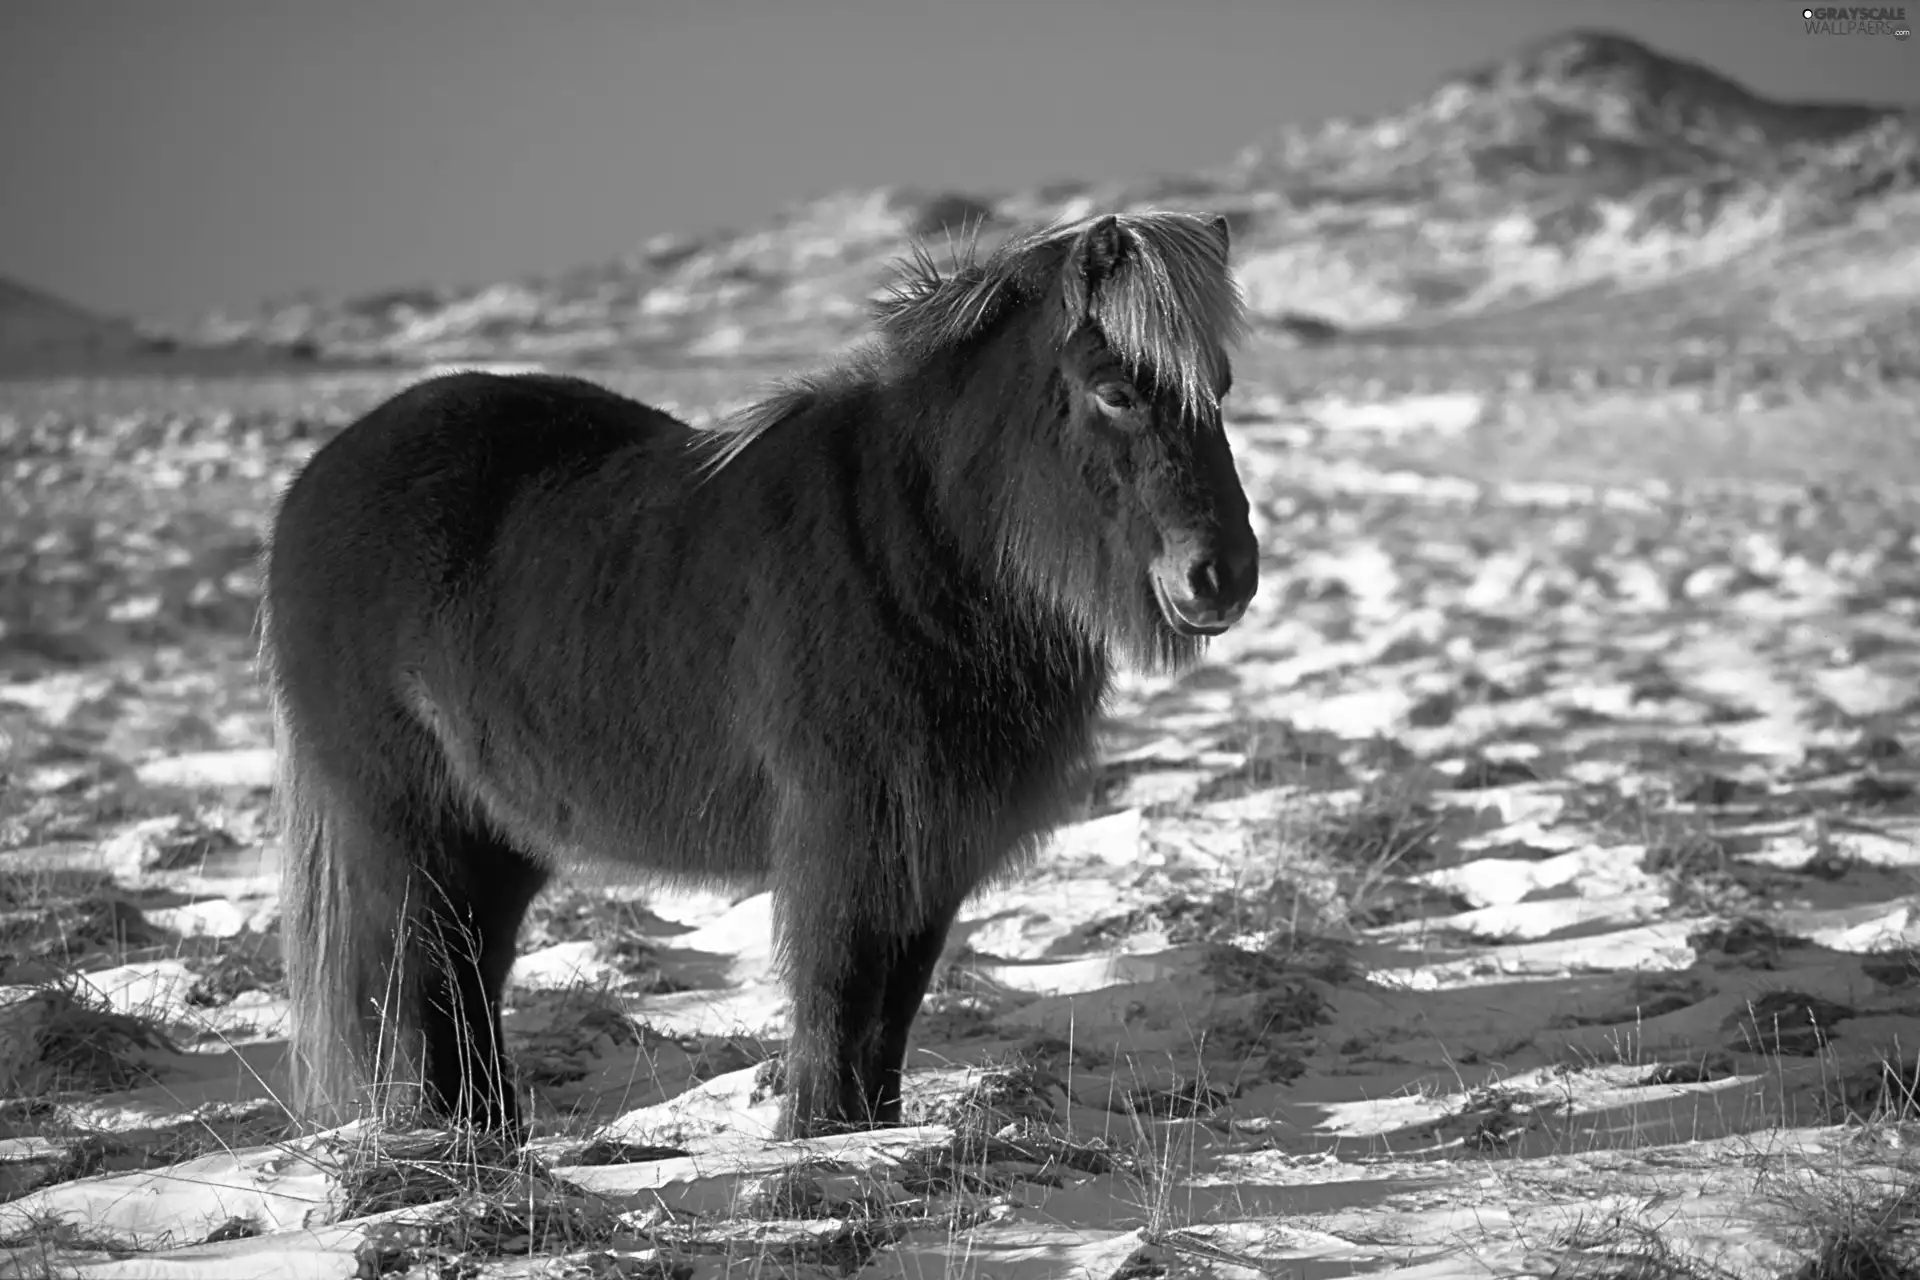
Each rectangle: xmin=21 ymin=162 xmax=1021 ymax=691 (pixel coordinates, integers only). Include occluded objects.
xmin=1092 ymin=383 xmax=1139 ymax=415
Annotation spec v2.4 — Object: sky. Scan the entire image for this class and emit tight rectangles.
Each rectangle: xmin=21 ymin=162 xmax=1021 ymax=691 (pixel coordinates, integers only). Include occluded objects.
xmin=2 ymin=0 xmax=1913 ymax=322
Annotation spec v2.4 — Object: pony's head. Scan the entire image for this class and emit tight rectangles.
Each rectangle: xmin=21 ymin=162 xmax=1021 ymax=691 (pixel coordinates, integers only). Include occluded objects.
xmin=696 ymin=208 xmax=1260 ymax=668
xmin=877 ymin=210 xmax=1259 ymax=664
xmin=1044 ymin=213 xmax=1257 ymax=643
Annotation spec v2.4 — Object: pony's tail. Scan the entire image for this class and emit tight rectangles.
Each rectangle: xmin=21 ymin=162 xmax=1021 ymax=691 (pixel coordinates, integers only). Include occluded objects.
xmin=266 ymin=607 xmax=422 ymax=1127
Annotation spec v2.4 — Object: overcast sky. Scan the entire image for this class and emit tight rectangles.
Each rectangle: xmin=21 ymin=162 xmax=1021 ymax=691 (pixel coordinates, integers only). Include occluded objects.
xmin=3 ymin=0 xmax=1911 ymax=321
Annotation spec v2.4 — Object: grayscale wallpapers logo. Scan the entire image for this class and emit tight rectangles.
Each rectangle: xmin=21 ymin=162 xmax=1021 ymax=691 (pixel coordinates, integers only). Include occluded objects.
xmin=1803 ymin=5 xmax=1911 ymax=36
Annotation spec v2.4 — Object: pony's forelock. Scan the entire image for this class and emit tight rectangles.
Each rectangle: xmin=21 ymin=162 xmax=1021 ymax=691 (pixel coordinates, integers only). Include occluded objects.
xmin=1065 ymin=215 xmax=1248 ymax=423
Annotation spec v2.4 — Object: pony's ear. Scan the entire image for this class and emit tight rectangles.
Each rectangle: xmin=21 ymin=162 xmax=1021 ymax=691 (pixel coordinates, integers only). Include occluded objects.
xmin=1208 ymin=213 xmax=1232 ymax=254
xmin=1072 ymin=215 xmax=1128 ymax=297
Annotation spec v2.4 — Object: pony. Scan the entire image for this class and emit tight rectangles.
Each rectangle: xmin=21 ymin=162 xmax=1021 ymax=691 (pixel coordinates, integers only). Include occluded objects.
xmin=260 ymin=209 xmax=1260 ymax=1140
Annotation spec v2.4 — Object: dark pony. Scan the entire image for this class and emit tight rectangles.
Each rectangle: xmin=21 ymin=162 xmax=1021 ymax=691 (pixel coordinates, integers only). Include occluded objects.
xmin=261 ymin=210 xmax=1260 ymax=1140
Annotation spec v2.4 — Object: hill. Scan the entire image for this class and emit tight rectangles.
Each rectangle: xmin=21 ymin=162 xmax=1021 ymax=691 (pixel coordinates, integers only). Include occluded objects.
xmin=0 ymin=277 xmax=150 ymax=370
xmin=173 ymin=30 xmax=1920 ymax=374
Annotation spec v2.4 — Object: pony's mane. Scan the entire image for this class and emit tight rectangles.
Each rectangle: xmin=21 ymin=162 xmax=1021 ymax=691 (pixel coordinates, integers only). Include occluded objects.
xmin=694 ymin=209 xmax=1247 ymax=477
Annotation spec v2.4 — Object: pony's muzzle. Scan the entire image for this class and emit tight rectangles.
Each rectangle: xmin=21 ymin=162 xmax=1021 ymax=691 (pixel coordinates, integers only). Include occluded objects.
xmin=1152 ymin=532 xmax=1258 ymax=637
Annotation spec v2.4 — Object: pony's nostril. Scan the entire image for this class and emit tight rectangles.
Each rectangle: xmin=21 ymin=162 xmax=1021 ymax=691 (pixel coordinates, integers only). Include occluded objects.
xmin=1186 ymin=559 xmax=1224 ymax=601
xmin=1185 ymin=542 xmax=1256 ymax=604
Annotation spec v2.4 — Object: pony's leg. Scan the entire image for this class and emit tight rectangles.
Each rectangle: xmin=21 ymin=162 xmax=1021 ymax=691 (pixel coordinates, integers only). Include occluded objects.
xmin=778 ymin=919 xmax=893 ymax=1138
xmin=862 ymin=905 xmax=960 ymax=1125
xmin=415 ymin=830 xmax=549 ymax=1136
